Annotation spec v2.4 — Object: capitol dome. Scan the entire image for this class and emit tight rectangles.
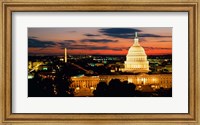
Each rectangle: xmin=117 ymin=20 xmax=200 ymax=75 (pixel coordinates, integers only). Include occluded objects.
xmin=121 ymin=32 xmax=149 ymax=73
xmin=127 ymin=46 xmax=146 ymax=56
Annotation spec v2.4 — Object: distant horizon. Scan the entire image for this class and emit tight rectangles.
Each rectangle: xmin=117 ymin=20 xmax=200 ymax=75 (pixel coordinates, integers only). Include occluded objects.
xmin=28 ymin=53 xmax=172 ymax=56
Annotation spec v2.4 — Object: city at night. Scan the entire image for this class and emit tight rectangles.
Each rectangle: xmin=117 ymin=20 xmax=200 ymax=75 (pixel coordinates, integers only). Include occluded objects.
xmin=28 ymin=28 xmax=172 ymax=97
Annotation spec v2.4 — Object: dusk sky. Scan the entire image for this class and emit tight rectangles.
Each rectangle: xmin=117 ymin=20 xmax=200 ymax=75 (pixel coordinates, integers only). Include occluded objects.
xmin=28 ymin=27 xmax=172 ymax=56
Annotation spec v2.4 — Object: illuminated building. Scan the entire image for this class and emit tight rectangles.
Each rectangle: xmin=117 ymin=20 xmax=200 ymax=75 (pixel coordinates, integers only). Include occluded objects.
xmin=70 ymin=76 xmax=99 ymax=96
xmin=70 ymin=74 xmax=172 ymax=96
xmin=121 ymin=32 xmax=149 ymax=73
xmin=99 ymin=74 xmax=172 ymax=89
xmin=28 ymin=61 xmax=44 ymax=72
xmin=70 ymin=76 xmax=99 ymax=89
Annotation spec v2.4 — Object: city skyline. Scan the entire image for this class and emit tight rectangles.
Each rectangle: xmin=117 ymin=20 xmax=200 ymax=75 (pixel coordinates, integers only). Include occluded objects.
xmin=28 ymin=27 xmax=172 ymax=56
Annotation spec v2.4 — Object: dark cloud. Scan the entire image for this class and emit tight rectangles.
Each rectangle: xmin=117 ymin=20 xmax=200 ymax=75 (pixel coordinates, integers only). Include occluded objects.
xmin=67 ymin=45 xmax=107 ymax=50
xmin=84 ymin=33 xmax=101 ymax=37
xmin=158 ymin=40 xmax=172 ymax=42
xmin=29 ymin=36 xmax=38 ymax=39
xmin=66 ymin=45 xmax=88 ymax=50
xmin=88 ymin=46 xmax=124 ymax=51
xmin=139 ymin=34 xmax=171 ymax=38
xmin=28 ymin=38 xmax=56 ymax=48
xmin=89 ymin=46 xmax=110 ymax=50
xmin=58 ymin=40 xmax=77 ymax=49
xmin=80 ymin=39 xmax=118 ymax=43
xmin=99 ymin=28 xmax=171 ymax=39
xmin=66 ymin=44 xmax=123 ymax=51
xmin=64 ymin=40 xmax=76 ymax=42
xmin=144 ymin=47 xmax=172 ymax=50
xmin=99 ymin=28 xmax=141 ymax=39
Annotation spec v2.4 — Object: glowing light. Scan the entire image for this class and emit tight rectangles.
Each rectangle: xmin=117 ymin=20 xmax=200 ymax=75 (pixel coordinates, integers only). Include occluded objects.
xmin=28 ymin=75 xmax=34 ymax=79
xmin=43 ymin=67 xmax=48 ymax=70
xmin=64 ymin=48 xmax=67 ymax=63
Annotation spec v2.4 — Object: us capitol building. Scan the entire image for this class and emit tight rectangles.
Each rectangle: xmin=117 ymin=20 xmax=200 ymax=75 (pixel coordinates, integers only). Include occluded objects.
xmin=70 ymin=32 xmax=172 ymax=96
xmin=120 ymin=32 xmax=149 ymax=73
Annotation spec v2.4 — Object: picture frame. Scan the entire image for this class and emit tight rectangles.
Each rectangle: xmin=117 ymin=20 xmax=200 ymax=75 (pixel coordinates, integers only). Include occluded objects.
xmin=0 ymin=0 xmax=199 ymax=124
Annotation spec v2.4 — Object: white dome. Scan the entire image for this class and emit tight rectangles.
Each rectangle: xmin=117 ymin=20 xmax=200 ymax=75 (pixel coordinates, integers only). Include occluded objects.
xmin=120 ymin=32 xmax=149 ymax=73
xmin=127 ymin=45 xmax=146 ymax=56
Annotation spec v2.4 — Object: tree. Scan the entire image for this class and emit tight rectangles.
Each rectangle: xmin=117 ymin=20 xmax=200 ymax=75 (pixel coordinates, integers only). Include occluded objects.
xmin=93 ymin=82 xmax=108 ymax=97
xmin=93 ymin=79 xmax=137 ymax=97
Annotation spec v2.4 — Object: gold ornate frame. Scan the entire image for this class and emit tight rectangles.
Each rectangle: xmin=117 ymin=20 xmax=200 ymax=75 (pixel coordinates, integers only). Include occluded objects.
xmin=0 ymin=0 xmax=199 ymax=124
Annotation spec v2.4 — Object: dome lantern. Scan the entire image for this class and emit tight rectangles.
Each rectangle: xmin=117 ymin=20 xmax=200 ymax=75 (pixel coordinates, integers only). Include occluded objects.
xmin=133 ymin=32 xmax=140 ymax=46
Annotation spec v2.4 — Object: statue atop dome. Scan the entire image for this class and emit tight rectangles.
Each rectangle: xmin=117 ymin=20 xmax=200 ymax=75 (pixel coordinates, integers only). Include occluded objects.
xmin=133 ymin=32 xmax=140 ymax=46
xmin=135 ymin=32 xmax=138 ymax=38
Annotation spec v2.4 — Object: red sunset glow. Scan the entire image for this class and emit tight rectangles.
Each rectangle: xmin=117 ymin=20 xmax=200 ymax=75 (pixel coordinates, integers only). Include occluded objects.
xmin=28 ymin=27 xmax=172 ymax=56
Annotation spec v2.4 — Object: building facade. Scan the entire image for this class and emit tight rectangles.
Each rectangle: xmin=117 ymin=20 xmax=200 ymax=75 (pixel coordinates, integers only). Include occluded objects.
xmin=70 ymin=74 xmax=172 ymax=96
